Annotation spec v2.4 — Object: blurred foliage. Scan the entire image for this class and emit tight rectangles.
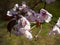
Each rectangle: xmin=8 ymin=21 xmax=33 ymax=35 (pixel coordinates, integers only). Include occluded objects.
xmin=0 ymin=0 xmax=60 ymax=45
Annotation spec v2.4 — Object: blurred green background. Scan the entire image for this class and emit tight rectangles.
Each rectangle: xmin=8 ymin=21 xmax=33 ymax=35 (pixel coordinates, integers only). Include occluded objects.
xmin=0 ymin=0 xmax=60 ymax=45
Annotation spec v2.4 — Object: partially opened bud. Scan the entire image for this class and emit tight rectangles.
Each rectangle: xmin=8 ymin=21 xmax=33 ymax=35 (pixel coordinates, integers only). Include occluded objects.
xmin=7 ymin=11 xmax=12 ymax=16
xmin=15 ymin=4 xmax=19 ymax=8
